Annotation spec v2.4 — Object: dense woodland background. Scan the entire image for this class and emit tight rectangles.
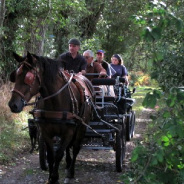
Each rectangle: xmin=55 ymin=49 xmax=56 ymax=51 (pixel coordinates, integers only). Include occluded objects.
xmin=1 ymin=0 xmax=184 ymax=183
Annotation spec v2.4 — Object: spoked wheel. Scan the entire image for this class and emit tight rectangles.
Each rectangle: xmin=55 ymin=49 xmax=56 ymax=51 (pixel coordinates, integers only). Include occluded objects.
xmin=39 ymin=135 xmax=48 ymax=171
xmin=126 ymin=112 xmax=132 ymax=141
xmin=131 ymin=111 xmax=135 ymax=138
xmin=115 ymin=118 xmax=126 ymax=172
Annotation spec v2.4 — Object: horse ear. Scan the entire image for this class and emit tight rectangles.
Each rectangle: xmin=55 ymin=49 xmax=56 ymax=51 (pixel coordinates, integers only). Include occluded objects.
xmin=27 ymin=51 xmax=32 ymax=61
xmin=32 ymin=54 xmax=39 ymax=61
xmin=13 ymin=52 xmax=23 ymax=63
xmin=27 ymin=52 xmax=38 ymax=65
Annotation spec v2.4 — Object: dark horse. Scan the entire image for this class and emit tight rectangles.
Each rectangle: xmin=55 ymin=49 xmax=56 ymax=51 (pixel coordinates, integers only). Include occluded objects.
xmin=8 ymin=52 xmax=94 ymax=184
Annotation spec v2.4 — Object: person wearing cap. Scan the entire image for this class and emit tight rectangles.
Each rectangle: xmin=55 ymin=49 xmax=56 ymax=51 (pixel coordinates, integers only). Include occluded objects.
xmin=83 ymin=50 xmax=107 ymax=81
xmin=59 ymin=38 xmax=87 ymax=75
xmin=94 ymin=50 xmax=110 ymax=75
xmin=110 ymin=54 xmax=128 ymax=83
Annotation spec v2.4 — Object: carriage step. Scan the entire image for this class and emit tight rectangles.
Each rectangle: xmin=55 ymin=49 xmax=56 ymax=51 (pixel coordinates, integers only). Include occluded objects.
xmin=82 ymin=141 xmax=112 ymax=150
xmin=85 ymin=129 xmax=115 ymax=137
xmin=81 ymin=145 xmax=112 ymax=150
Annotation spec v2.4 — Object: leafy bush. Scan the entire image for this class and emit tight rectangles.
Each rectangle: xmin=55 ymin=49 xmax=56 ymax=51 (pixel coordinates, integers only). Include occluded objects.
xmin=121 ymin=1 xmax=184 ymax=183
xmin=122 ymin=88 xmax=184 ymax=184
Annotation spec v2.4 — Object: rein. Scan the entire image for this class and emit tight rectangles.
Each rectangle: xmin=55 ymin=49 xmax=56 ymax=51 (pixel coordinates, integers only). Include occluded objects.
xmin=37 ymin=71 xmax=74 ymax=102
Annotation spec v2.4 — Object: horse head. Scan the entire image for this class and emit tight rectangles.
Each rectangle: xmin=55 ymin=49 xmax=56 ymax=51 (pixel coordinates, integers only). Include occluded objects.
xmin=9 ymin=52 xmax=42 ymax=113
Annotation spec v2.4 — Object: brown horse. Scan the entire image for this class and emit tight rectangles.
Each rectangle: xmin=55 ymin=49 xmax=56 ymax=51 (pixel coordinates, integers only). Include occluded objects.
xmin=8 ymin=52 xmax=94 ymax=184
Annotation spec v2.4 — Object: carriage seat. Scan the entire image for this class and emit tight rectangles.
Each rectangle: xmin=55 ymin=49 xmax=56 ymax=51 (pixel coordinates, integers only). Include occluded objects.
xmin=91 ymin=78 xmax=116 ymax=104
xmin=95 ymin=95 xmax=115 ymax=102
xmin=91 ymin=78 xmax=116 ymax=86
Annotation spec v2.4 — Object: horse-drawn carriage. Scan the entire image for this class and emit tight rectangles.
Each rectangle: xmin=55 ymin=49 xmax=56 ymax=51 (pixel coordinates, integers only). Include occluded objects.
xmin=81 ymin=76 xmax=136 ymax=172
xmin=8 ymin=52 xmax=136 ymax=183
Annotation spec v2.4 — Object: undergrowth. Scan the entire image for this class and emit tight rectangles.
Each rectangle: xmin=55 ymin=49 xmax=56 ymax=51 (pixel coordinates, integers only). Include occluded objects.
xmin=0 ymin=82 xmax=32 ymax=164
xmin=121 ymin=87 xmax=184 ymax=184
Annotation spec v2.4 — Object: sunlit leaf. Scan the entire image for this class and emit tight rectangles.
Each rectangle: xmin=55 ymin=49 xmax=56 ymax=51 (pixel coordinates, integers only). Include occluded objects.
xmin=162 ymin=135 xmax=169 ymax=142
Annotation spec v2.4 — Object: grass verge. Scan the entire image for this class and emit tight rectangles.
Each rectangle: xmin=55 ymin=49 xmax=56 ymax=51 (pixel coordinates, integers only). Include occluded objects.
xmin=0 ymin=82 xmax=32 ymax=164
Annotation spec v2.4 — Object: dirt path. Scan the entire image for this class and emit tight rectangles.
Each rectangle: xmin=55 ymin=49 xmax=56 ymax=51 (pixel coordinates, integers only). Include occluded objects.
xmin=0 ymin=109 xmax=152 ymax=184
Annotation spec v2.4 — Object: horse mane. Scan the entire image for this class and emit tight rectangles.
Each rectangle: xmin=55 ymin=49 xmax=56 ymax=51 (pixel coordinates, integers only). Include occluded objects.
xmin=36 ymin=56 xmax=64 ymax=83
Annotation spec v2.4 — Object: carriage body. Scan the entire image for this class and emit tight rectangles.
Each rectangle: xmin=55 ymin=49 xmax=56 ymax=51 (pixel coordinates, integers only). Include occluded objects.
xmin=81 ymin=77 xmax=136 ymax=172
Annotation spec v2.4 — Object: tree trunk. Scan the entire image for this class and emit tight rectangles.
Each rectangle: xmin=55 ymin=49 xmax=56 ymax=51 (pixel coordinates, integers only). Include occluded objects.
xmin=0 ymin=0 xmax=5 ymax=38
xmin=24 ymin=18 xmax=47 ymax=56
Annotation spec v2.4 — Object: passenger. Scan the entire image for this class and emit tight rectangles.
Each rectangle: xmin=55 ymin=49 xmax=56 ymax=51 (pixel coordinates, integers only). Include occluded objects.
xmin=110 ymin=54 xmax=128 ymax=84
xmin=83 ymin=50 xmax=107 ymax=81
xmin=59 ymin=38 xmax=87 ymax=75
xmin=84 ymin=50 xmax=114 ymax=96
xmin=94 ymin=50 xmax=110 ymax=76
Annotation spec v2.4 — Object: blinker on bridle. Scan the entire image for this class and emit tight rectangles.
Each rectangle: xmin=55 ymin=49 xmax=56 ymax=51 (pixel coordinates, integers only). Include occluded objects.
xmin=12 ymin=60 xmax=41 ymax=105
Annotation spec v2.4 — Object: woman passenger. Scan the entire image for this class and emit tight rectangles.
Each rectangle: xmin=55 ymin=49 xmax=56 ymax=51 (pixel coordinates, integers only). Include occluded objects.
xmin=110 ymin=54 xmax=128 ymax=84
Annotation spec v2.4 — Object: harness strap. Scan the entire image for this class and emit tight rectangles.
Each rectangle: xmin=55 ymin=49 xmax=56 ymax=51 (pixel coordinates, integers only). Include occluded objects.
xmin=42 ymin=72 xmax=74 ymax=101
xmin=12 ymin=89 xmax=25 ymax=99
xmin=33 ymin=110 xmax=76 ymax=119
xmin=32 ymin=109 xmax=103 ymax=137
xmin=72 ymin=79 xmax=85 ymax=104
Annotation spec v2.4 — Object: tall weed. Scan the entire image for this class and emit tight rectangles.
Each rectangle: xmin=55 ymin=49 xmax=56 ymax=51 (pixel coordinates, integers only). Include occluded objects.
xmin=0 ymin=81 xmax=32 ymax=164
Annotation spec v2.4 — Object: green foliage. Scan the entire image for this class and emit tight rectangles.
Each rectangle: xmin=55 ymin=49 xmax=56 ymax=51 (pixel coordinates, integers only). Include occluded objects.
xmin=121 ymin=2 xmax=184 ymax=183
xmin=142 ymin=89 xmax=161 ymax=108
xmin=122 ymin=87 xmax=184 ymax=183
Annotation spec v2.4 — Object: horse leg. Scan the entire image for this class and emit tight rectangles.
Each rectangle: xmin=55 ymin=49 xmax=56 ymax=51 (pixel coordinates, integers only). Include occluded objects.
xmin=65 ymin=126 xmax=86 ymax=180
xmin=51 ymin=136 xmax=73 ymax=184
xmin=29 ymin=134 xmax=34 ymax=153
xmin=43 ymin=136 xmax=56 ymax=184
xmin=65 ymin=147 xmax=72 ymax=172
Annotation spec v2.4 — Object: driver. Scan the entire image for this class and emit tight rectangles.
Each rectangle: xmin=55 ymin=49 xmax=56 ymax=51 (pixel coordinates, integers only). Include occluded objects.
xmin=59 ymin=38 xmax=87 ymax=75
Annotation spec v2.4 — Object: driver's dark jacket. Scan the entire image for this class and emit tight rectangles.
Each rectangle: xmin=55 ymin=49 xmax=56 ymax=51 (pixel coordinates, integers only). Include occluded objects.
xmin=59 ymin=52 xmax=87 ymax=73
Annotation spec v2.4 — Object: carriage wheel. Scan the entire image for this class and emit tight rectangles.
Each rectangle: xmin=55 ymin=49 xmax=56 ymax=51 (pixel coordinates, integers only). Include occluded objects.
xmin=131 ymin=111 xmax=135 ymax=138
xmin=39 ymin=135 xmax=48 ymax=171
xmin=115 ymin=119 xmax=126 ymax=172
xmin=126 ymin=112 xmax=132 ymax=141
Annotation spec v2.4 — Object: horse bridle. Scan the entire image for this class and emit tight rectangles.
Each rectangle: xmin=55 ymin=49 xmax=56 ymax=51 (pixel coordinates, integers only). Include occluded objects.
xmin=12 ymin=60 xmax=74 ymax=106
xmin=12 ymin=60 xmax=41 ymax=105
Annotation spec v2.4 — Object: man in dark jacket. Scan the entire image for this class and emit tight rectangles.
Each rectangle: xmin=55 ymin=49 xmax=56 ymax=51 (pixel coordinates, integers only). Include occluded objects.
xmin=59 ymin=38 xmax=87 ymax=75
